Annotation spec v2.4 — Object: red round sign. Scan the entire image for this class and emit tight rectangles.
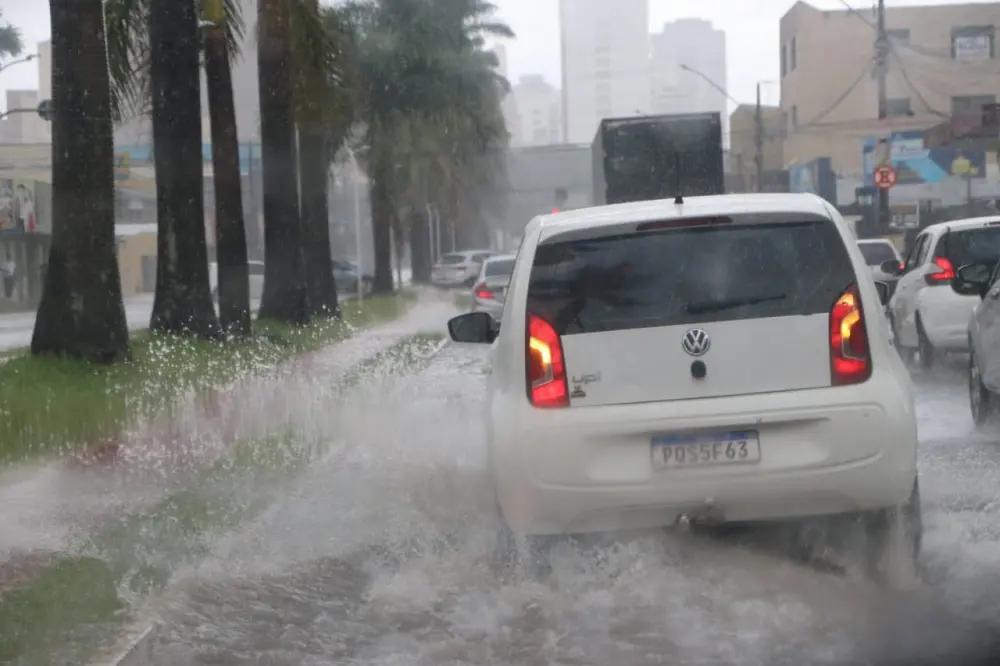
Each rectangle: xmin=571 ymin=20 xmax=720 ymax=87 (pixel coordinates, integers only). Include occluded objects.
xmin=874 ymin=164 xmax=897 ymax=190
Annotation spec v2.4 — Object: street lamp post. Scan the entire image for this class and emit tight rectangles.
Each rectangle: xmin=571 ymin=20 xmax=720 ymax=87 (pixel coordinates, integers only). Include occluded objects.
xmin=0 ymin=54 xmax=37 ymax=75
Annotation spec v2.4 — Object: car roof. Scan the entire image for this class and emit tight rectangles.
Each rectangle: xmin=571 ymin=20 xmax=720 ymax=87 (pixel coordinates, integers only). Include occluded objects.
xmin=857 ymin=238 xmax=895 ymax=246
xmin=532 ymin=193 xmax=836 ymax=242
xmin=445 ymin=250 xmax=492 ymax=257
xmin=921 ymin=215 xmax=1000 ymax=235
xmin=484 ymin=254 xmax=517 ymax=263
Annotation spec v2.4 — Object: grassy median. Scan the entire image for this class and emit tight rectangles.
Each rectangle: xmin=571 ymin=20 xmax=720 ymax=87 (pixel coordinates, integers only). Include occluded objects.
xmin=0 ymin=333 xmax=446 ymax=665
xmin=0 ymin=291 xmax=416 ymax=465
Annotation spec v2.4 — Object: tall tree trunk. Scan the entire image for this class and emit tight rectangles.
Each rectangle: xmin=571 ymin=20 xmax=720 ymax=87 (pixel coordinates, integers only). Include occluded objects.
xmin=369 ymin=131 xmax=394 ymax=294
xmin=257 ymin=0 xmax=309 ymax=323
xmin=148 ymin=0 xmax=220 ymax=337
xmin=204 ymin=23 xmax=251 ymax=336
xmin=408 ymin=208 xmax=430 ymax=284
xmin=32 ymin=0 xmax=130 ymax=362
xmin=299 ymin=130 xmax=338 ymax=316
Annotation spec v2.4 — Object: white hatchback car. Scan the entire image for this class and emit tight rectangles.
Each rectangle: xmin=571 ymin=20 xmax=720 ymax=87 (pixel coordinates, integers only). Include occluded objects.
xmin=431 ymin=250 xmax=493 ymax=288
xmin=448 ymin=193 xmax=921 ymax=575
xmin=471 ymin=254 xmax=516 ymax=321
xmin=886 ymin=216 xmax=1000 ymax=368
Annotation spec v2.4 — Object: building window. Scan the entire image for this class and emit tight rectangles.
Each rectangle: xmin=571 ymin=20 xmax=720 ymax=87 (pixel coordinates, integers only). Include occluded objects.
xmin=789 ymin=105 xmax=798 ymax=131
xmin=594 ymin=68 xmax=611 ymax=79
xmin=781 ymin=45 xmax=787 ymax=77
xmin=886 ymin=97 xmax=912 ymax=116
xmin=595 ymin=56 xmax=610 ymax=69
xmin=952 ymin=26 xmax=995 ymax=61
xmin=952 ymin=94 xmax=997 ymax=118
xmin=886 ymin=28 xmax=910 ymax=45
xmin=790 ymin=37 xmax=797 ymax=70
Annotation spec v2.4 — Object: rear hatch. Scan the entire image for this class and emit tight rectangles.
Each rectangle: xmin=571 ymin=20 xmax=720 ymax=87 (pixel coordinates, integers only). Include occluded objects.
xmin=481 ymin=258 xmax=515 ymax=302
xmin=432 ymin=254 xmax=468 ymax=280
xmin=526 ymin=214 xmax=858 ymax=407
xmin=934 ymin=224 xmax=1000 ymax=277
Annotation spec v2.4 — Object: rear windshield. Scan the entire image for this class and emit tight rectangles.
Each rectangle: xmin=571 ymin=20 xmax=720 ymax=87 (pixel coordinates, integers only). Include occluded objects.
xmin=527 ymin=220 xmax=856 ymax=335
xmin=935 ymin=227 xmax=1000 ymax=266
xmin=858 ymin=242 xmax=897 ymax=266
xmin=485 ymin=259 xmax=515 ymax=277
xmin=439 ymin=254 xmax=465 ymax=265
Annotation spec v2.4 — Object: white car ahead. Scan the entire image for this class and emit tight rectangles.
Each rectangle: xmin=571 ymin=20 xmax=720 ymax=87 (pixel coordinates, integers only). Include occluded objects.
xmin=448 ymin=192 xmax=921 ymax=577
xmin=885 ymin=216 xmax=1000 ymax=368
xmin=431 ymin=250 xmax=492 ymax=288
xmin=471 ymin=254 xmax=516 ymax=321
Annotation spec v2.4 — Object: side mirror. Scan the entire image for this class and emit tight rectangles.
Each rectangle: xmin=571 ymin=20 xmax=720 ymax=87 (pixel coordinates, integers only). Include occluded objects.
xmin=448 ymin=311 xmax=497 ymax=344
xmin=879 ymin=259 xmax=904 ymax=276
xmin=953 ymin=263 xmax=993 ymax=299
xmin=873 ymin=280 xmax=891 ymax=306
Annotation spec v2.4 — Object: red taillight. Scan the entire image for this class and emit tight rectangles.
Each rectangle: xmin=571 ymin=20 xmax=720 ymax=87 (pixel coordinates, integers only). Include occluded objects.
xmin=526 ymin=313 xmax=568 ymax=408
xmin=924 ymin=257 xmax=955 ymax=286
xmin=898 ymin=262 xmax=905 ymax=272
xmin=474 ymin=282 xmax=493 ymax=300
xmin=829 ymin=284 xmax=872 ymax=386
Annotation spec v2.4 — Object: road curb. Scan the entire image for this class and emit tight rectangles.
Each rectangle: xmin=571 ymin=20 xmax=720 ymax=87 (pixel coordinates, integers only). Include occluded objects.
xmin=89 ymin=617 xmax=160 ymax=666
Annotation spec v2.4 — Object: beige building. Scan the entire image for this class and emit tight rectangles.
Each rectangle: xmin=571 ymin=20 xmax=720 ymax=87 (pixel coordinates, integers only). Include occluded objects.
xmin=729 ymin=104 xmax=785 ymax=191
xmin=780 ymin=1 xmax=999 ymax=175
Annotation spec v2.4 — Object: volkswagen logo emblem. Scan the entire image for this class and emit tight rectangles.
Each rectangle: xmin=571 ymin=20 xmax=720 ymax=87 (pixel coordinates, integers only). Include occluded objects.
xmin=681 ymin=328 xmax=711 ymax=357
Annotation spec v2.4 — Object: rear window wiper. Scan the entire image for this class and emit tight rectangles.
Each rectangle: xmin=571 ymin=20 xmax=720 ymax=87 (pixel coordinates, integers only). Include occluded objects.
xmin=685 ymin=293 xmax=788 ymax=315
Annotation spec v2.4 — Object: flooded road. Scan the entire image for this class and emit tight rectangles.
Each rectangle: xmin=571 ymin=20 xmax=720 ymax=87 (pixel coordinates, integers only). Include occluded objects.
xmin=151 ymin=346 xmax=1000 ymax=665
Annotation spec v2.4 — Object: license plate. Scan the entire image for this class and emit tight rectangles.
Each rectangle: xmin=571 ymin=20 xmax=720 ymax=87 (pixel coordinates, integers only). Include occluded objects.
xmin=651 ymin=431 xmax=761 ymax=469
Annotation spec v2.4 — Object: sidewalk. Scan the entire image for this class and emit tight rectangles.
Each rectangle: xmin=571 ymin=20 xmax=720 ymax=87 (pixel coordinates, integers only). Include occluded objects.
xmin=0 ymin=289 xmax=456 ymax=563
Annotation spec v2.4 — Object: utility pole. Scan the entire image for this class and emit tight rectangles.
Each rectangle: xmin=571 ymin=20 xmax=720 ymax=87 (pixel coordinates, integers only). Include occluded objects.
xmin=754 ymin=82 xmax=764 ymax=192
xmin=875 ymin=0 xmax=890 ymax=233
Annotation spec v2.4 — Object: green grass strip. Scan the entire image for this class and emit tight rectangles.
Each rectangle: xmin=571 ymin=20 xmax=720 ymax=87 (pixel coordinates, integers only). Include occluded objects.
xmin=0 ymin=291 xmax=416 ymax=465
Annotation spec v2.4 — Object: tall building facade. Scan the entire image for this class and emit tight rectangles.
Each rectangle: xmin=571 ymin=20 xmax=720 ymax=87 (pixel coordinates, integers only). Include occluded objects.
xmin=781 ymin=0 xmax=1000 ymax=174
xmin=509 ymin=75 xmax=562 ymax=147
xmin=650 ymin=19 xmax=728 ymax=142
xmin=559 ymin=0 xmax=650 ymax=144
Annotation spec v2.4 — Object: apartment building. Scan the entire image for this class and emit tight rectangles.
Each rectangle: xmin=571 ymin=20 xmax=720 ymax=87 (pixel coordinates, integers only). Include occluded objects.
xmin=508 ymin=75 xmax=563 ymax=147
xmin=780 ymin=0 xmax=999 ymax=175
xmin=559 ymin=0 xmax=650 ymax=144
xmin=650 ymin=19 xmax=728 ymax=140
xmin=729 ymin=104 xmax=785 ymax=192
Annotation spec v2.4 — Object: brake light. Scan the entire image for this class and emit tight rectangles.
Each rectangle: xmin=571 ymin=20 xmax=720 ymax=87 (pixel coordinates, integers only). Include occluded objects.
xmin=474 ymin=282 xmax=493 ymax=300
xmin=924 ymin=257 xmax=955 ymax=286
xmin=526 ymin=313 xmax=568 ymax=408
xmin=636 ymin=216 xmax=732 ymax=232
xmin=829 ymin=284 xmax=872 ymax=386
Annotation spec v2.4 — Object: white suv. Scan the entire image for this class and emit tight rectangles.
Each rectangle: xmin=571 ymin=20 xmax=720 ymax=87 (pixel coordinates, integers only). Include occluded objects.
xmin=885 ymin=217 xmax=1000 ymax=368
xmin=448 ymin=193 xmax=921 ymax=577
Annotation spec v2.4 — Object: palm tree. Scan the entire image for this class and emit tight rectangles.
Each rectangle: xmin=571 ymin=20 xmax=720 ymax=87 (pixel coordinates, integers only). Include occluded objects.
xmin=258 ymin=0 xmax=309 ymax=324
xmin=147 ymin=0 xmax=221 ymax=337
xmin=0 ymin=10 xmax=23 ymax=59
xmin=202 ymin=0 xmax=251 ymax=336
xmin=292 ymin=1 xmax=357 ymax=317
xmin=348 ymin=0 xmax=512 ymax=293
xmin=32 ymin=0 xmax=130 ymax=362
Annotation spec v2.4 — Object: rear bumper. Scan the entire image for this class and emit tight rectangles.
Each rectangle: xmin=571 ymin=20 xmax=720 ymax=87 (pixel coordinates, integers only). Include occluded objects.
xmin=490 ymin=372 xmax=917 ymax=535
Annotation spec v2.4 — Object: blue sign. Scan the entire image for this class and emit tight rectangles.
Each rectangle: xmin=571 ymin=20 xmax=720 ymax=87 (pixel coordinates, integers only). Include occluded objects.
xmin=862 ymin=131 xmax=986 ymax=186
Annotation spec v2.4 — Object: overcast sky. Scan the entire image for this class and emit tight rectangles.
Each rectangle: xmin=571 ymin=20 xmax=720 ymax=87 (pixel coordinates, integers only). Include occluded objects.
xmin=0 ymin=0 xmax=993 ymax=112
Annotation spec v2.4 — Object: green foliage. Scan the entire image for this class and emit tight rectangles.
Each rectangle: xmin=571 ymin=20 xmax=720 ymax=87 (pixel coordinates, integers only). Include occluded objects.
xmin=0 ymin=9 xmax=23 ymax=60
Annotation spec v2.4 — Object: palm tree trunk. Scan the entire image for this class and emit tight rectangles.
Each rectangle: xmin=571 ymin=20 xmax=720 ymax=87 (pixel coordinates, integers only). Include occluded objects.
xmin=204 ymin=23 xmax=251 ymax=336
xmin=32 ymin=0 xmax=130 ymax=362
xmin=258 ymin=0 xmax=309 ymax=323
xmin=408 ymin=208 xmax=430 ymax=283
xmin=148 ymin=0 xmax=220 ymax=337
xmin=369 ymin=131 xmax=394 ymax=294
xmin=299 ymin=128 xmax=339 ymax=316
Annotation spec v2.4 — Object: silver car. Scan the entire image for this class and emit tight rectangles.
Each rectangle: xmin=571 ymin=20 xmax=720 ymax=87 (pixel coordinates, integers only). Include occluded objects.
xmin=471 ymin=254 xmax=516 ymax=321
xmin=432 ymin=250 xmax=492 ymax=288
